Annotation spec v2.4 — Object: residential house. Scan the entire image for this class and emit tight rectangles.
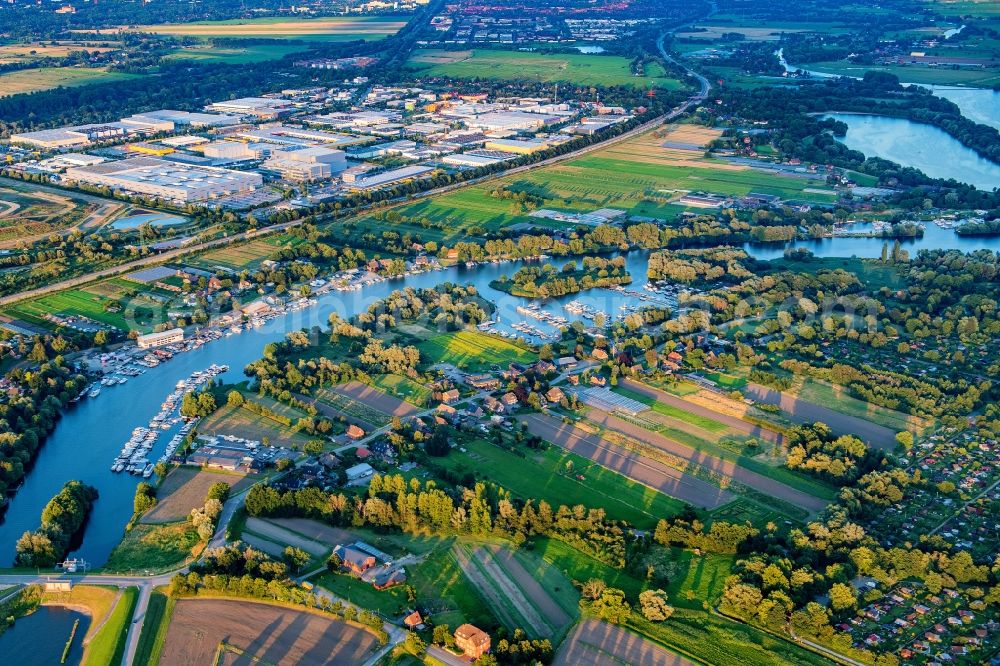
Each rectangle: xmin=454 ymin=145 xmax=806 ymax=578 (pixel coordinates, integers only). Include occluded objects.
xmin=437 ymin=388 xmax=460 ymax=403
xmin=545 ymin=387 xmax=565 ymax=404
xmin=556 ymin=356 xmax=578 ymax=371
xmin=404 ymin=611 xmax=424 ymax=630
xmin=501 ymin=392 xmax=519 ymax=408
xmin=483 ymin=395 xmax=505 ymax=414
xmin=346 ymin=424 xmax=366 ymax=440
xmin=465 ymin=374 xmax=501 ymax=390
xmin=455 ymin=624 xmax=491 ymax=659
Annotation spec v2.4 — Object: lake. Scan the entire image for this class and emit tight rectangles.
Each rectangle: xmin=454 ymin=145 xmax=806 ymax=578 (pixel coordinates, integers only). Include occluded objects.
xmin=824 ymin=113 xmax=1000 ymax=191
xmin=776 ymin=49 xmax=1000 ymax=130
xmin=0 ymin=606 xmax=90 ymax=666
xmin=111 ymin=212 xmax=188 ymax=230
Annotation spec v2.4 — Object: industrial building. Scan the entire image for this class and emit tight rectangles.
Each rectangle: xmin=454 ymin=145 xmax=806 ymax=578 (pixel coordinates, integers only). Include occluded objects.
xmin=205 ymin=97 xmax=293 ymax=119
xmin=483 ymin=138 xmax=554 ymax=155
xmin=464 ymin=111 xmax=561 ymax=132
xmin=12 ymin=123 xmax=132 ymax=150
xmin=343 ymin=165 xmax=435 ymax=191
xmin=125 ymin=109 xmax=240 ymax=128
xmin=64 ymin=157 xmax=262 ymax=202
xmin=263 ymin=146 xmax=347 ymax=181
xmin=202 ymin=141 xmax=261 ymax=161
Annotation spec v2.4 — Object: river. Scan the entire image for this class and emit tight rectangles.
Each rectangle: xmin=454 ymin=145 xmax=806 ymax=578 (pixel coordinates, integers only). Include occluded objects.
xmin=775 ymin=48 xmax=1000 ymax=131
xmin=1 ymin=233 xmax=999 ymax=566
xmin=0 ymin=606 xmax=90 ymax=665
xmin=823 ymin=113 xmax=1000 ymax=191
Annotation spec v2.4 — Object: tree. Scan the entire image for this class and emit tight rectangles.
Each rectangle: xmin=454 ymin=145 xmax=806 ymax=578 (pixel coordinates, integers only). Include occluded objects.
xmin=639 ymin=589 xmax=674 ymax=622
xmin=433 ymin=624 xmax=455 ymax=648
xmin=227 ymin=390 xmax=245 ymax=407
xmin=591 ymin=587 xmax=631 ymax=624
xmin=283 ymin=546 xmax=311 ymax=572
xmin=895 ymin=431 xmax=913 ymax=450
xmin=425 ymin=425 xmax=450 ymax=457
xmin=829 ymin=583 xmax=857 ymax=612
xmin=581 ymin=578 xmax=606 ymax=600
xmin=404 ymin=632 xmax=426 ymax=656
xmin=304 ymin=440 xmax=324 ymax=456
xmin=134 ymin=482 xmax=157 ymax=514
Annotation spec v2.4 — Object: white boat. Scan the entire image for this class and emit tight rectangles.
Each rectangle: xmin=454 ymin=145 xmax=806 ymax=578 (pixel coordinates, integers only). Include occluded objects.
xmin=88 ymin=387 xmax=101 ymax=398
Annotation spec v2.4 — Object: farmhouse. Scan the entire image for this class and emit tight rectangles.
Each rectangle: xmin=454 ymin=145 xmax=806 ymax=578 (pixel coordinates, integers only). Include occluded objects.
xmin=346 ymin=424 xmax=366 ymax=440
xmin=333 ymin=544 xmax=376 ymax=574
xmin=455 ymin=624 xmax=491 ymax=659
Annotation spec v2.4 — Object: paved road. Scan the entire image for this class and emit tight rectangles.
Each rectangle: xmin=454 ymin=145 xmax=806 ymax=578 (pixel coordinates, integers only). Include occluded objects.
xmin=519 ymin=412 xmax=734 ymax=509
xmin=584 ymin=408 xmax=828 ymax=513
xmin=622 ymin=378 xmax=784 ymax=446
xmin=743 ymin=382 xmax=897 ymax=450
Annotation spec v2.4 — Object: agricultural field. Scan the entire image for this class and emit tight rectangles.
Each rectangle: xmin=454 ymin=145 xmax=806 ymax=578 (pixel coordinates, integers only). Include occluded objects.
xmin=0 ymin=41 xmax=119 ymax=63
xmin=371 ymin=125 xmax=838 ymax=240
xmin=0 ymin=67 xmax=140 ymax=96
xmin=132 ymin=16 xmax=407 ymax=41
xmin=310 ymin=381 xmax=417 ymax=429
xmin=554 ymin=619 xmax=692 ymax=666
xmin=436 ymin=437 xmax=687 ymax=528
xmin=452 ymin=541 xmax=574 ymax=639
xmin=369 ymin=373 xmax=432 ymax=407
xmin=102 ymin=522 xmax=202 ymax=573
xmin=184 ymin=236 xmax=299 ymax=272
xmin=417 ymin=330 xmax=535 ymax=372
xmin=3 ymin=288 xmax=139 ymax=332
xmin=157 ymin=598 xmax=380 ymax=666
xmin=408 ymin=49 xmax=685 ymax=89
xmin=164 ymin=43 xmax=314 ymax=64
xmin=790 ymin=376 xmax=934 ymax=435
xmin=141 ymin=466 xmax=254 ymax=524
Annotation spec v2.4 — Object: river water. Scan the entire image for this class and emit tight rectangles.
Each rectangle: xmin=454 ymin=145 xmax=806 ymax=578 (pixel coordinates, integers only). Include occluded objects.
xmin=823 ymin=113 xmax=1000 ymax=191
xmin=2 ymin=243 xmax=1000 ymax=565
xmin=0 ymin=606 xmax=90 ymax=665
xmin=776 ymin=48 xmax=1000 ymax=131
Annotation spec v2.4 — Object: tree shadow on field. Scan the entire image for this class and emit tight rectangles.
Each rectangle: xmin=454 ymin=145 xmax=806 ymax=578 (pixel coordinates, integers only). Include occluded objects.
xmin=229 ymin=616 xmax=282 ymax=666
xmin=255 ymin=611 xmax=310 ymax=666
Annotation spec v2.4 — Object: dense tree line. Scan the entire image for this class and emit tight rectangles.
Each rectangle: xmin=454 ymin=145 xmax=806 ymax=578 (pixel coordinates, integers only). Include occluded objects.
xmin=14 ymin=480 xmax=98 ymax=567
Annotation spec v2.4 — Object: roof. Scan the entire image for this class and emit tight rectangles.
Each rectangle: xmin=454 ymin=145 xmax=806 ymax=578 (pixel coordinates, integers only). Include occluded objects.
xmin=455 ymin=624 xmax=490 ymax=646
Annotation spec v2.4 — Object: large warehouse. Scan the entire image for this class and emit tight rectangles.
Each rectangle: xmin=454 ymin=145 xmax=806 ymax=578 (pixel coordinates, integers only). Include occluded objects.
xmin=64 ymin=157 xmax=262 ymax=203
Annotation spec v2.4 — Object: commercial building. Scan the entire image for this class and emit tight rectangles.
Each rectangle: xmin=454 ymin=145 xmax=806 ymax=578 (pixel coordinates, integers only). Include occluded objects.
xmin=236 ymin=125 xmax=366 ymax=148
xmin=263 ymin=146 xmax=347 ymax=181
xmin=137 ymin=328 xmax=184 ymax=349
xmin=126 ymin=109 xmax=240 ymax=128
xmin=64 ymin=157 xmax=262 ymax=202
xmin=205 ymin=97 xmax=293 ymax=119
xmin=202 ymin=141 xmax=260 ymax=161
xmin=483 ymin=138 xmax=553 ymax=155
xmin=465 ymin=111 xmax=560 ymax=132
xmin=343 ymin=165 xmax=435 ymax=191
xmin=12 ymin=124 xmax=127 ymax=150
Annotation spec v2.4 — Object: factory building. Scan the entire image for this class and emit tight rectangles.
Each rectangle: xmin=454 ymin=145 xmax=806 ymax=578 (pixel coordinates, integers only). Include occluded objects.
xmin=263 ymin=146 xmax=347 ymax=182
xmin=64 ymin=157 xmax=262 ymax=203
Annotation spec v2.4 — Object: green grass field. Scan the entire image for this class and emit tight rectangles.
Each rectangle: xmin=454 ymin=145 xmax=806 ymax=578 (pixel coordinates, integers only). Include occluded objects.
xmin=133 ymin=591 xmax=173 ymax=666
xmin=102 ymin=522 xmax=201 ymax=573
xmin=369 ymin=373 xmax=432 ymax=407
xmin=793 ymin=377 xmax=933 ymax=434
xmin=164 ymin=43 xmax=313 ymax=64
xmin=4 ymin=289 xmax=138 ymax=332
xmin=437 ymin=439 xmax=686 ymax=528
xmin=133 ymin=16 xmax=406 ymax=41
xmin=199 ymin=400 xmax=316 ymax=448
xmin=85 ymin=586 xmax=138 ymax=666
xmin=185 ymin=236 xmax=299 ymax=271
xmin=805 ymin=60 xmax=1000 ymax=88
xmin=614 ymin=387 xmax=729 ymax=433
xmin=408 ymin=49 xmax=685 ymax=89
xmin=417 ymin=330 xmax=535 ymax=371
xmin=315 ymin=571 xmax=409 ymax=616
xmin=0 ymin=67 xmax=140 ymax=96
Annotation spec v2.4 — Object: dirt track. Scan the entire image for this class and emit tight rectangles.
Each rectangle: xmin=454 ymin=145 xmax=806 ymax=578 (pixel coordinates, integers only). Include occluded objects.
xmin=585 ymin=409 xmax=828 ymax=514
xmin=452 ymin=543 xmax=549 ymax=636
xmin=744 ymin=383 xmax=897 ymax=450
xmin=554 ymin=619 xmax=697 ymax=666
xmin=621 ymin=379 xmax=783 ymax=446
xmin=479 ymin=544 xmax=570 ymax=634
xmin=518 ymin=414 xmax=734 ymax=510
xmin=159 ymin=598 xmax=378 ymax=666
